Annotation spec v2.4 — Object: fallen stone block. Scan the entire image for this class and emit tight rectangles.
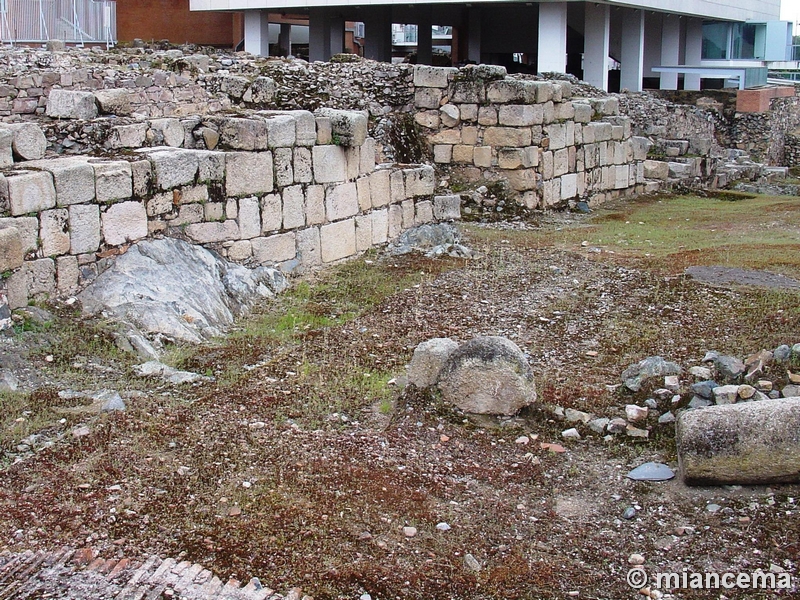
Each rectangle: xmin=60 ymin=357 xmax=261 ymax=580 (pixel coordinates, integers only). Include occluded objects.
xmin=0 ymin=127 xmax=12 ymax=167
xmin=6 ymin=123 xmax=47 ymax=161
xmin=94 ymin=89 xmax=132 ymax=116
xmin=677 ymin=397 xmax=800 ymax=485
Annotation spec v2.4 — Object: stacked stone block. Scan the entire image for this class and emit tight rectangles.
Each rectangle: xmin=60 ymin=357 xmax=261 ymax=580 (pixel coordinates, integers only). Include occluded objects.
xmin=413 ymin=65 xmax=653 ymax=207
xmin=0 ymin=112 xmax=445 ymax=309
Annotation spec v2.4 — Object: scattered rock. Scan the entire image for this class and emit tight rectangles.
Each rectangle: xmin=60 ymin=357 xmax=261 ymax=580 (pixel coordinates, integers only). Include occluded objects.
xmin=657 ymin=412 xmax=676 ymax=424
xmin=626 ymin=462 xmax=675 ymax=482
xmin=622 ymin=507 xmax=636 ymax=520
xmin=0 ymin=370 xmax=20 ymax=393
xmin=625 ymin=425 xmax=649 ymax=438
xmin=690 ymin=380 xmax=718 ymax=399
xmin=688 ymin=366 xmax=712 ymax=380
xmin=606 ymin=418 xmax=627 ymax=434
xmin=774 ymin=345 xmax=792 ymax=362
xmin=133 ymin=361 xmax=212 ymax=385
xmin=628 ymin=553 xmax=645 ymax=565
xmin=437 ymin=336 xmax=536 ymax=416
xmin=625 ymin=405 xmax=648 ymax=422
xmin=588 ymin=417 xmax=609 ymax=434
xmin=712 ymin=384 xmax=739 ymax=405
xmin=94 ymin=390 xmax=126 ymax=412
xmin=561 ymin=428 xmax=581 ymax=440
xmin=564 ymin=408 xmax=593 ymax=424
xmin=403 ymin=526 xmax=417 ymax=538
xmin=464 ymin=553 xmax=481 ymax=572
xmin=435 ymin=522 xmax=451 ymax=531
xmin=621 ymin=356 xmax=681 ymax=392
xmin=703 ymin=352 xmax=745 ymax=383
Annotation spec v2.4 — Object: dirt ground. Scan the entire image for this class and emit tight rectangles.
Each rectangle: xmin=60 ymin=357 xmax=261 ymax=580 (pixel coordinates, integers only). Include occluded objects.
xmin=0 ymin=193 xmax=799 ymax=599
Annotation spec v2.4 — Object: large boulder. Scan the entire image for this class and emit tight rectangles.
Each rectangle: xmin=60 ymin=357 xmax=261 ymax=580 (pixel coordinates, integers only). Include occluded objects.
xmin=407 ymin=337 xmax=459 ymax=388
xmin=437 ymin=336 xmax=537 ymax=416
xmin=79 ymin=237 xmax=287 ymax=345
xmin=677 ymin=397 xmax=800 ymax=485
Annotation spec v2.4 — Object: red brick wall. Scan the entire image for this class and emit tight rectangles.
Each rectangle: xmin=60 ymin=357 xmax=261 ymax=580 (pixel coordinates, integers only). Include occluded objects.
xmin=116 ymin=0 xmax=238 ymax=47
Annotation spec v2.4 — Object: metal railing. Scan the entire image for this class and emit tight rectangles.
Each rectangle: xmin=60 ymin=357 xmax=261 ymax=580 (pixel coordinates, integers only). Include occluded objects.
xmin=0 ymin=0 xmax=116 ymax=47
xmin=792 ymin=45 xmax=800 ymax=62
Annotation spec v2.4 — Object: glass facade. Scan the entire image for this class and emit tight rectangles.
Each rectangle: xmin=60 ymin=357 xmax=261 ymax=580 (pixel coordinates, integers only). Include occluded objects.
xmin=702 ymin=22 xmax=728 ymax=59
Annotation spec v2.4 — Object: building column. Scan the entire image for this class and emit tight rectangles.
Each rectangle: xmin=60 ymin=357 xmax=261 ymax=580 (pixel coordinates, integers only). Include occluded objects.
xmin=583 ymin=3 xmax=610 ymax=91
xmin=244 ymin=10 xmax=270 ymax=57
xmin=417 ymin=8 xmax=433 ymax=65
xmin=538 ymin=2 xmax=567 ymax=73
xmin=684 ymin=18 xmax=703 ymax=90
xmin=278 ymin=23 xmax=292 ymax=56
xmin=363 ymin=7 xmax=392 ymax=62
xmin=309 ymin=8 xmax=344 ymax=62
xmin=660 ymin=14 xmax=680 ymax=90
xmin=467 ymin=7 xmax=481 ymax=63
xmin=620 ymin=8 xmax=644 ymax=92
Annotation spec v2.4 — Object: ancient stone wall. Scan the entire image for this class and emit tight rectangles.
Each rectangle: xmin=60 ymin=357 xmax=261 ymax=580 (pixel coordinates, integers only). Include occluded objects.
xmin=0 ymin=110 xmax=452 ymax=309
xmin=732 ymin=96 xmax=800 ymax=165
xmin=411 ymin=65 xmax=653 ymax=208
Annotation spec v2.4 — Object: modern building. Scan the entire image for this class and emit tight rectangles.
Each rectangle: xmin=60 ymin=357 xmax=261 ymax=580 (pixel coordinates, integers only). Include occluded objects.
xmin=190 ymin=1 xmax=793 ymax=91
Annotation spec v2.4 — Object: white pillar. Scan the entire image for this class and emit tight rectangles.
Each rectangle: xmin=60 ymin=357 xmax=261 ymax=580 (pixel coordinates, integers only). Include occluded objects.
xmin=620 ymin=8 xmax=644 ymax=92
xmin=244 ymin=10 xmax=269 ymax=57
xmin=538 ymin=3 xmax=567 ymax=73
xmin=417 ymin=8 xmax=433 ymax=65
xmin=583 ymin=3 xmax=609 ymax=91
xmin=363 ymin=7 xmax=392 ymax=62
xmin=660 ymin=14 xmax=680 ymax=90
xmin=684 ymin=18 xmax=703 ymax=90
xmin=278 ymin=23 xmax=292 ymax=56
xmin=467 ymin=7 xmax=481 ymax=63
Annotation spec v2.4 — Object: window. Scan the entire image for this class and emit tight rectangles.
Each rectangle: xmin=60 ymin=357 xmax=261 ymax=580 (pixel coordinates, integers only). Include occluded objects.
xmin=732 ymin=23 xmax=757 ymax=59
xmin=702 ymin=22 xmax=729 ymax=59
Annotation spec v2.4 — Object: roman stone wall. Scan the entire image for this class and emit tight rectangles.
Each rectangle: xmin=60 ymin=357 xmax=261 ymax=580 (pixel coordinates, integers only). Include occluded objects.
xmin=0 ymin=110 xmax=451 ymax=309
xmin=411 ymin=65 xmax=653 ymax=208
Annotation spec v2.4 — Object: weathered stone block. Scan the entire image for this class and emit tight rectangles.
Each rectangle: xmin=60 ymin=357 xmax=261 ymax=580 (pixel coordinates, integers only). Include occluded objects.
xmin=185 ymin=220 xmax=240 ymax=243
xmin=262 ymin=114 xmax=296 ymax=148
xmin=252 ymin=233 xmax=296 ymax=264
xmin=320 ymin=219 xmax=356 ymax=262
xmin=305 ymin=185 xmax=325 ymax=225
xmin=631 ymin=136 xmax=652 ymax=161
xmin=460 ymin=104 xmax=478 ymax=122
xmin=388 ymin=204 xmax=403 ymax=239
xmin=503 ymin=169 xmax=537 ymax=192
xmin=433 ymin=145 xmax=452 ymax=164
xmin=92 ymin=160 xmax=133 ymax=202
xmin=291 ymin=110 xmax=317 ymax=147
xmin=360 ymin=137 xmax=376 ymax=175
xmin=415 ymin=111 xmax=440 ymax=129
xmin=355 ymin=214 xmax=372 ymax=252
xmin=173 ymin=203 xmax=204 ymax=226
xmin=40 ymin=209 xmax=70 ymax=256
xmin=414 ymin=88 xmax=442 ymax=109
xmin=477 ymin=107 xmax=497 ymax=126
xmin=238 ymin=196 xmax=261 ymax=240
xmin=486 ymin=80 xmax=537 ymax=104
xmin=554 ymin=101 xmax=575 ymax=121
xmin=545 ymin=123 xmax=567 ymax=151
xmin=46 ymin=89 xmax=97 ymax=120
xmin=433 ymin=195 xmax=461 ymax=220
xmin=5 ymin=171 xmax=56 ymax=216
xmin=56 ymin=255 xmax=79 ymax=293
xmin=461 ymin=126 xmax=479 ymax=146
xmin=312 ymin=145 xmax=347 ymax=184
xmin=484 ymin=127 xmax=532 ymax=148
xmin=296 ymin=227 xmax=321 ymax=266
xmin=0 ymin=128 xmax=12 ymax=168
xmin=560 ymin=173 xmax=578 ymax=199
xmin=413 ymin=65 xmax=456 ymax=88
xmin=498 ymin=105 xmax=543 ymax=127
xmin=401 ymin=199 xmax=415 ymax=229
xmin=102 ymin=201 xmax=147 ymax=246
xmin=315 ymin=117 xmax=332 ymax=145
xmin=498 ymin=148 xmax=535 ymax=170
xmin=390 ymin=171 xmax=405 ymax=203
xmin=428 ymin=129 xmax=461 ymax=145
xmin=94 ymin=89 xmax=132 ymax=116
xmin=356 ymin=177 xmax=371 ymax=212
xmin=369 ymin=169 xmax=391 ymax=208
xmin=643 ymin=159 xmax=670 ymax=180
xmin=0 ymin=227 xmax=23 ymax=271
xmin=572 ymin=101 xmax=593 ymax=123
xmin=0 ymin=217 xmax=37 ymax=254
xmin=273 ymin=147 xmax=294 ymax=188
xmin=452 ymin=145 xmax=474 ymax=164
xmin=315 ymin=108 xmax=368 ymax=146
xmin=24 ymin=158 xmax=94 ymax=207
xmin=553 ymin=148 xmax=569 ymax=177
xmin=195 ymin=150 xmax=226 ymax=182
xmin=225 ymin=152 xmax=273 ymax=197
xmin=219 ymin=117 xmax=269 ymax=151
xmin=293 ymin=147 xmax=313 ymax=183
xmin=370 ymin=209 xmax=388 ymax=245
xmin=405 ymin=166 xmax=435 ymax=197
xmin=326 ymin=182 xmax=358 ymax=222
xmin=439 ymin=104 xmax=460 ymax=127
xmin=69 ymin=204 xmax=101 ymax=255
xmin=144 ymin=149 xmax=199 ymax=190
xmin=473 ymin=146 xmax=492 ymax=168
xmin=107 ymin=123 xmax=147 ymax=149
xmin=260 ymin=194 xmax=282 ymax=232
xmin=282 ymin=186 xmax=305 ymax=229
xmin=345 ymin=146 xmax=360 ymax=182
xmin=227 ymin=240 xmax=252 ymax=261
xmin=415 ymin=200 xmax=434 ymax=225
xmin=451 ymin=80 xmax=485 ymax=103
xmin=149 ymin=118 xmax=185 ymax=147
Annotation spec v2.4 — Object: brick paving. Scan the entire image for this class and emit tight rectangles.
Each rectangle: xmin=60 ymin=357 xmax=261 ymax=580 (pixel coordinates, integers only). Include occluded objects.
xmin=0 ymin=547 xmax=286 ymax=599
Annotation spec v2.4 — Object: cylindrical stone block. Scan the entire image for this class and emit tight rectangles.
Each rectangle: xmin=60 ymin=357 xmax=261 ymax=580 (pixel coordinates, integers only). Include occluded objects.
xmin=676 ymin=397 xmax=800 ymax=485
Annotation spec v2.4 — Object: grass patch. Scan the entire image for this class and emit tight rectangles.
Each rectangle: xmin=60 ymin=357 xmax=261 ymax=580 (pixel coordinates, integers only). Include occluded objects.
xmin=472 ymin=194 xmax=800 ymax=278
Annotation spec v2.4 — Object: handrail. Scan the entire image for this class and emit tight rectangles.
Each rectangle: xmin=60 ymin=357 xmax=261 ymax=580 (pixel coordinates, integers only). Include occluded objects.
xmin=0 ymin=0 xmax=116 ymax=47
